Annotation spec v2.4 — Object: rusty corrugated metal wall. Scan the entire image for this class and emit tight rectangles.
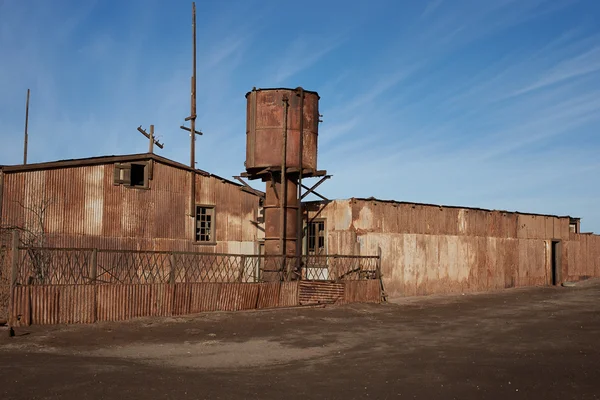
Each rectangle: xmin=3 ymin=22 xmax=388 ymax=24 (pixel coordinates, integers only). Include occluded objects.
xmin=307 ymin=199 xmax=600 ymax=297
xmin=9 ymin=280 xmax=380 ymax=326
xmin=0 ymin=159 xmax=261 ymax=254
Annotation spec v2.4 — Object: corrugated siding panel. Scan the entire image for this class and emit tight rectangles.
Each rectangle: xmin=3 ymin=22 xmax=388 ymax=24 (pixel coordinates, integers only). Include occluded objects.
xmin=415 ymin=234 xmax=428 ymax=295
xmin=13 ymin=285 xmax=94 ymax=325
xmin=197 ymin=175 xmax=216 ymax=205
xmin=2 ymin=161 xmax=260 ymax=251
xmin=102 ymin=164 xmax=122 ymax=238
xmin=298 ymin=281 xmax=344 ymax=305
xmin=257 ymin=282 xmax=280 ymax=308
xmin=486 ymin=237 xmax=501 ymax=290
xmin=279 ymin=281 xmax=299 ymax=307
xmin=2 ymin=173 xmax=26 ymax=228
xmin=10 ymin=285 xmax=30 ymax=327
xmin=343 ymin=280 xmax=380 ymax=303
xmin=504 ymin=239 xmax=518 ymax=288
xmin=218 ymin=283 xmax=259 ymax=311
xmin=188 ymin=282 xmax=221 ymax=312
xmin=437 ymin=235 xmax=450 ymax=294
xmin=332 ymin=199 xmax=353 ymax=231
xmin=83 ymin=166 xmax=104 ymax=236
xmin=403 ymin=234 xmax=417 ymax=296
xmin=11 ymin=280 xmax=378 ymax=326
xmin=381 ymin=203 xmax=400 ymax=234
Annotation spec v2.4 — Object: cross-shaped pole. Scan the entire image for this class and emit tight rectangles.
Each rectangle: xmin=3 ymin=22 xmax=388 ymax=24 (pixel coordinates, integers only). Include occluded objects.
xmin=137 ymin=125 xmax=164 ymax=154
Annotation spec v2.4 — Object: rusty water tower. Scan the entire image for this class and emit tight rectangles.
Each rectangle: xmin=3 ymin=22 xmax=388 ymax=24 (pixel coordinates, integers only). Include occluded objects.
xmin=242 ymin=87 xmax=327 ymax=281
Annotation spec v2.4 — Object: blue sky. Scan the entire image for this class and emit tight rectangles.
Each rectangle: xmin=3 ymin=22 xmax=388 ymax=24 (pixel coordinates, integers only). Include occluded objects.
xmin=1 ymin=0 xmax=600 ymax=231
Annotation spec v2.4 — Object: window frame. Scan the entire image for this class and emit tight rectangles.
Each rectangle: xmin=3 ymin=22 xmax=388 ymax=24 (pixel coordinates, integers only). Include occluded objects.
xmin=306 ymin=218 xmax=327 ymax=255
xmin=194 ymin=204 xmax=216 ymax=245
xmin=113 ymin=161 xmax=149 ymax=189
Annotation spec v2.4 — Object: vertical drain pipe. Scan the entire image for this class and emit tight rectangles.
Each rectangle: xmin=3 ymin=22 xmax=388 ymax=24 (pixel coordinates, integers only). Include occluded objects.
xmin=295 ymin=87 xmax=305 ymax=277
xmin=280 ymin=95 xmax=289 ymax=279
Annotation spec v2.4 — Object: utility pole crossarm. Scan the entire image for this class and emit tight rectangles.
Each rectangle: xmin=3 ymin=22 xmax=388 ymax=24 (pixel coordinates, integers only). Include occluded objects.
xmin=179 ymin=125 xmax=203 ymax=135
xmin=137 ymin=126 xmax=164 ymax=150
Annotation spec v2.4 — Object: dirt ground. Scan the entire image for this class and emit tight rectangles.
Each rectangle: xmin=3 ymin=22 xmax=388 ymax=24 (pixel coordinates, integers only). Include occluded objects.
xmin=1 ymin=281 xmax=600 ymax=400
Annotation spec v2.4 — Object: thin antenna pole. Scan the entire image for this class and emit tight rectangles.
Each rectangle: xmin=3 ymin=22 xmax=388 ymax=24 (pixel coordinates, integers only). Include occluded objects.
xmin=190 ymin=2 xmax=197 ymax=169
xmin=23 ymin=89 xmax=30 ymax=164
xmin=189 ymin=2 xmax=197 ymax=217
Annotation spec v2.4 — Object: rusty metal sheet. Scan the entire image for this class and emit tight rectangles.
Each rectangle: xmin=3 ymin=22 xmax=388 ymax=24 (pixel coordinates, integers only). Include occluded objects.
xmin=592 ymin=236 xmax=600 ymax=278
xmin=218 ymin=283 xmax=260 ymax=311
xmin=257 ymin=282 xmax=280 ymax=308
xmin=56 ymin=285 xmax=95 ymax=324
xmin=463 ymin=236 xmax=478 ymax=292
xmin=97 ymin=284 xmax=124 ymax=322
xmin=415 ymin=234 xmax=428 ymax=295
xmin=298 ymin=281 xmax=344 ymax=305
xmin=343 ymin=280 xmax=380 ymax=303
xmin=485 ymin=237 xmax=500 ymax=290
xmin=173 ymin=282 xmax=192 ymax=315
xmin=1 ymin=159 xmax=260 ymax=252
xmin=10 ymin=285 xmax=30 ymax=327
xmin=503 ymin=239 xmax=518 ymax=288
xmin=517 ymin=240 xmax=529 ymax=287
xmin=188 ymin=282 xmax=222 ymax=313
xmin=506 ymin=213 xmax=519 ymax=239
xmin=435 ymin=235 xmax=450 ymax=295
xmin=537 ymin=239 xmax=548 ymax=286
xmin=402 ymin=234 xmax=417 ymax=296
xmin=279 ymin=281 xmax=299 ymax=307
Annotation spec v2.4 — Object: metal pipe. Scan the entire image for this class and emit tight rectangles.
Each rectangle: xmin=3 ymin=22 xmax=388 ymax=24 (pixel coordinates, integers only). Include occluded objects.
xmin=280 ymin=96 xmax=289 ymax=262
xmin=23 ymin=89 xmax=30 ymax=165
xmin=296 ymin=87 xmax=305 ymax=272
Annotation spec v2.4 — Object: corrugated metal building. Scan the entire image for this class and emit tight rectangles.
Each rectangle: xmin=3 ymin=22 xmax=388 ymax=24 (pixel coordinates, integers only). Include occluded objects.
xmin=0 ymin=153 xmax=263 ymax=254
xmin=2 ymin=152 xmax=599 ymax=299
xmin=305 ymin=198 xmax=599 ymax=297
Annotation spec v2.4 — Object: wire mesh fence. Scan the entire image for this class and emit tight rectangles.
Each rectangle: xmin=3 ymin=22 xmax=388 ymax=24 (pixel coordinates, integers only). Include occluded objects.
xmin=13 ymin=246 xmax=380 ymax=286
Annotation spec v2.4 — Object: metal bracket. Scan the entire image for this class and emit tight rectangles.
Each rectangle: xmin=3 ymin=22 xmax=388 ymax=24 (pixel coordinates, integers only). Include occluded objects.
xmin=300 ymin=175 xmax=331 ymax=200
xmin=233 ymin=176 xmax=265 ymax=199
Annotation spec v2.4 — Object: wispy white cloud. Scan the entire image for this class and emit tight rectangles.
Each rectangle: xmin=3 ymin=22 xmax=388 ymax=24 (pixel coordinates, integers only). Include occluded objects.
xmin=2 ymin=0 xmax=600 ymax=231
xmin=421 ymin=0 xmax=444 ymax=18
xmin=270 ymin=36 xmax=345 ymax=85
xmin=510 ymin=46 xmax=600 ymax=97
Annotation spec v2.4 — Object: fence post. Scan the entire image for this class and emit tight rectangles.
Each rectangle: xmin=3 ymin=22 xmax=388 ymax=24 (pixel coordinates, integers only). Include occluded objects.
xmin=376 ymin=246 xmax=387 ymax=303
xmin=90 ymin=248 xmax=98 ymax=284
xmin=91 ymin=248 xmax=98 ymax=323
xmin=169 ymin=253 xmax=176 ymax=284
xmin=239 ymin=255 xmax=247 ymax=283
xmin=376 ymin=246 xmax=382 ymax=279
xmin=8 ymin=230 xmax=19 ymax=335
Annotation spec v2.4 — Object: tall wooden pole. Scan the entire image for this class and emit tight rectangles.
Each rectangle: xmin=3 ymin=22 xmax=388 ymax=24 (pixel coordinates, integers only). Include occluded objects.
xmin=149 ymin=124 xmax=155 ymax=154
xmin=189 ymin=2 xmax=197 ymax=217
xmin=23 ymin=89 xmax=30 ymax=165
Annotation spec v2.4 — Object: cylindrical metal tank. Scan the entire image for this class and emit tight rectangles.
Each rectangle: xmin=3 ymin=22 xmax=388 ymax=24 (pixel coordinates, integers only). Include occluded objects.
xmin=262 ymin=177 xmax=299 ymax=281
xmin=245 ymin=88 xmax=320 ymax=173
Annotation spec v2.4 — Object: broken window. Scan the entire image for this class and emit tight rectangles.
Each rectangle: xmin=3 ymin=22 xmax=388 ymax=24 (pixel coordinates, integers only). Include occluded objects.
xmin=569 ymin=218 xmax=579 ymax=234
xmin=307 ymin=220 xmax=326 ymax=255
xmin=113 ymin=162 xmax=148 ymax=188
xmin=195 ymin=205 xmax=215 ymax=243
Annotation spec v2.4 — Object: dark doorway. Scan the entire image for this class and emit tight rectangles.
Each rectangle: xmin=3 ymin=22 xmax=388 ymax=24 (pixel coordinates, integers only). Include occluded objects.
xmin=551 ymin=241 xmax=562 ymax=286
